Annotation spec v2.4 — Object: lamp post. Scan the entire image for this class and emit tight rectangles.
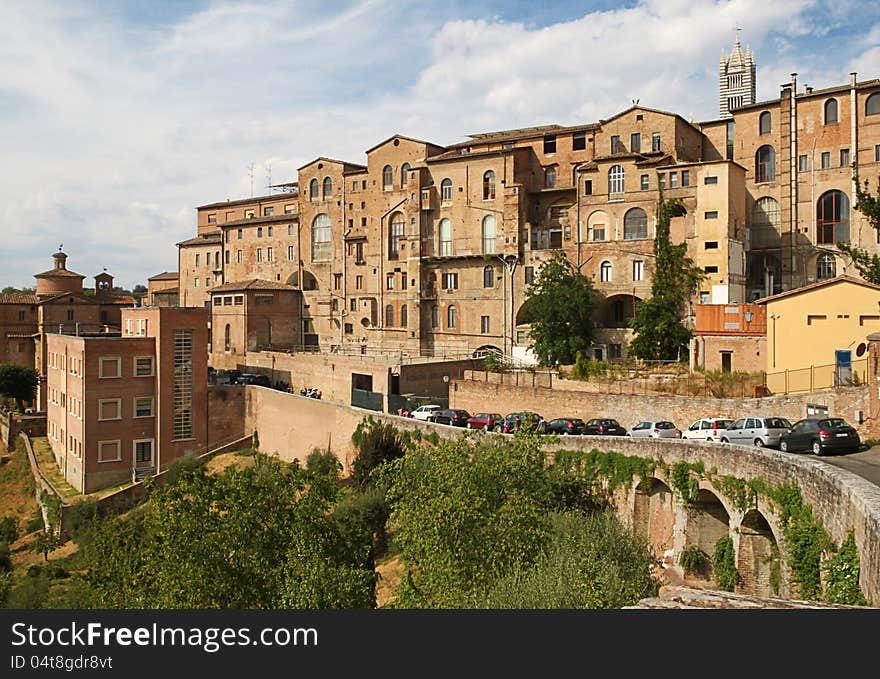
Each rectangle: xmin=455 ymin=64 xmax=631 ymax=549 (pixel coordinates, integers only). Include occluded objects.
xmin=769 ymin=313 xmax=781 ymax=369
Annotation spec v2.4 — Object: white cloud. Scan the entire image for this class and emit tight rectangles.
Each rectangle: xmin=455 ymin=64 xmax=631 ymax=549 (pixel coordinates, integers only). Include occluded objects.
xmin=0 ymin=0 xmax=876 ymax=290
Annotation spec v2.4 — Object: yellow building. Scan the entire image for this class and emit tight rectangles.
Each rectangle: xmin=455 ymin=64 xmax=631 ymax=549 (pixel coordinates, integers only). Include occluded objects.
xmin=757 ymin=275 xmax=880 ymax=392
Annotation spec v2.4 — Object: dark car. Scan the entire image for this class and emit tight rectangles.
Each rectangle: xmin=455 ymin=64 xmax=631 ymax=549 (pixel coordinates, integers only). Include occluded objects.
xmin=778 ymin=417 xmax=861 ymax=456
xmin=499 ymin=411 xmax=543 ymax=434
xmin=236 ymin=373 xmax=272 ymax=387
xmin=582 ymin=418 xmax=627 ymax=436
xmin=429 ymin=409 xmax=472 ymax=427
xmin=539 ymin=417 xmax=586 ymax=436
xmin=466 ymin=412 xmax=504 ymax=430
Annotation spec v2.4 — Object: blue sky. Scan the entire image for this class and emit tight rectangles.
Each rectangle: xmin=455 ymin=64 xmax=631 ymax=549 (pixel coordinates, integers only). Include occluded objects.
xmin=1 ymin=0 xmax=878 ymax=289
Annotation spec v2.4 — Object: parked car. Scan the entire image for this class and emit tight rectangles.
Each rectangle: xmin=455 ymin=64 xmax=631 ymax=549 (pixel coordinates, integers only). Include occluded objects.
xmin=627 ymin=420 xmax=681 ymax=438
xmin=466 ymin=412 xmax=504 ymax=430
xmin=499 ymin=411 xmax=543 ymax=433
xmin=539 ymin=417 xmax=586 ymax=436
xmin=778 ymin=417 xmax=861 ymax=456
xmin=681 ymin=417 xmax=735 ymax=442
xmin=582 ymin=418 xmax=627 ymax=436
xmin=411 ymin=404 xmax=442 ymax=422
xmin=429 ymin=409 xmax=472 ymax=427
xmin=236 ymin=373 xmax=271 ymax=387
xmin=719 ymin=416 xmax=792 ymax=448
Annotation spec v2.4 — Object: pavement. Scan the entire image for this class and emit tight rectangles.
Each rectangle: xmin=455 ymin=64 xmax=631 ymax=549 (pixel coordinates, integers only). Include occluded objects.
xmin=820 ymin=445 xmax=880 ymax=487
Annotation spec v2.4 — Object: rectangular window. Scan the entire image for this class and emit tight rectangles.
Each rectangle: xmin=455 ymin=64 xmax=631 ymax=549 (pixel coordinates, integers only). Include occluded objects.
xmin=525 ymin=266 xmax=534 ymax=285
xmin=268 ymin=226 xmax=273 ymax=237
xmin=234 ymin=295 xmax=243 ymax=305
xmin=592 ymin=225 xmax=606 ymax=241
xmin=584 ymin=179 xmax=593 ymax=195
xmin=288 ymin=245 xmax=294 ymax=261
xmin=669 ymin=172 xmax=678 ymax=188
xmin=704 ymin=265 xmax=719 ymax=273
xmin=285 ymin=205 xmax=295 ymax=215
xmin=821 ymin=152 xmax=830 ymax=169
xmin=237 ymin=250 xmax=242 ymax=264
xmin=640 ymin=174 xmax=649 ymax=191
xmin=207 ymin=213 xmax=216 ymax=223
xmin=18 ymin=310 xmax=25 ymax=321
xmin=267 ymin=247 xmax=273 ymax=262
xmin=572 ymin=131 xmax=586 ymax=151
xmin=386 ymin=275 xmax=394 ymax=290
xmin=98 ymin=399 xmax=121 ymax=421
xmin=704 ymin=211 xmax=719 ymax=219
xmin=172 ymin=330 xmax=194 ymax=441
xmin=481 ymin=315 xmax=490 ymax=334
xmin=630 ymin=133 xmax=641 ymax=153
xmin=704 ymin=175 xmax=718 ymax=185
xmin=333 ymin=273 xmax=342 ymax=290
xmin=99 ymin=357 xmax=121 ymax=378
xmin=632 ymin=260 xmax=644 ymax=281
xmin=245 ymin=210 xmax=254 ymax=219
xmin=350 ymin=298 xmax=357 ymax=312
xmin=704 ymin=241 xmax=719 ymax=249
xmin=658 ymin=173 xmax=666 ymax=189
xmin=610 ymin=135 xmax=620 ymax=154
xmin=442 ymin=272 xmax=458 ymax=290
xmin=195 ymin=254 xmax=200 ymax=267
xmin=543 ymin=135 xmax=556 ymax=153
xmin=206 ymin=251 xmax=211 ymax=266
xmin=264 ymin=207 xmax=274 ymax=216
xmin=840 ymin=148 xmax=850 ymax=167
xmin=224 ymin=296 xmax=232 ymax=305
xmin=134 ymin=356 xmax=154 ymax=377
xmin=344 ymin=323 xmax=353 ymax=334
xmin=401 ymin=274 xmax=408 ymax=290
xmin=361 ymin=217 xmax=367 ymax=227
xmin=681 ymin=170 xmax=690 ymax=187
xmin=652 ymin=132 xmax=661 ymax=152
xmin=237 ymin=228 xmax=243 ymax=240
xmin=134 ymin=439 xmax=154 ymax=466
xmin=256 ymin=248 xmax=263 ymax=262
xmin=609 ymin=343 xmax=622 ymax=360
xmin=134 ymin=397 xmax=154 ymax=418
xmin=799 ymin=154 xmax=809 ymax=172
xmin=875 ymin=145 xmax=880 ymax=162
xmin=97 ymin=440 xmax=121 ymax=463
xmin=225 ymin=250 xmax=230 ymax=264
xmin=205 ymin=277 xmax=211 ymax=287
xmin=356 ymin=275 xmax=363 ymax=290
xmin=257 ymin=227 xmax=263 ymax=238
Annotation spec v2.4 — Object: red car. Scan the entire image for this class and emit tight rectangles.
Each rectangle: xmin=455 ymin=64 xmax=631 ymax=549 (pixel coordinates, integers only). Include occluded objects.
xmin=466 ymin=412 xmax=504 ymax=430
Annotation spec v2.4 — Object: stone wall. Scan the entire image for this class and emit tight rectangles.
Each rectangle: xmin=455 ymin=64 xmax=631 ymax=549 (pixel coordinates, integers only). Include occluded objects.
xmin=450 ymin=377 xmax=871 ymax=434
xmin=207 ymin=386 xmax=246 ymax=448
xmin=1 ymin=410 xmax=46 ymax=451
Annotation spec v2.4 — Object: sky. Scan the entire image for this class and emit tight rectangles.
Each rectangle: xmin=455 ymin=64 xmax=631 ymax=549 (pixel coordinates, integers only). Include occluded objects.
xmin=1 ymin=0 xmax=878 ymax=290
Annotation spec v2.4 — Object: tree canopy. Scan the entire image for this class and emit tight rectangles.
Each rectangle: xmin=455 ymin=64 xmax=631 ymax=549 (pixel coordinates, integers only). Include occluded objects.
xmin=629 ymin=196 xmax=704 ymax=361
xmin=837 ymin=176 xmax=880 ymax=283
xmin=521 ymin=252 xmax=599 ymax=366
xmin=0 ymin=364 xmax=39 ymax=410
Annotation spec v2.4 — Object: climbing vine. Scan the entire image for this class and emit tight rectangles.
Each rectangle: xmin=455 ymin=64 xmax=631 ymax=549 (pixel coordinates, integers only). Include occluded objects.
xmin=550 ymin=449 xmax=655 ymax=493
xmin=823 ymin=530 xmax=868 ymax=606
xmin=39 ymin=490 xmax=61 ymax=531
xmin=670 ymin=461 xmax=703 ymax=503
xmin=713 ymin=536 xmax=738 ymax=592
xmin=678 ymin=545 xmax=709 ymax=575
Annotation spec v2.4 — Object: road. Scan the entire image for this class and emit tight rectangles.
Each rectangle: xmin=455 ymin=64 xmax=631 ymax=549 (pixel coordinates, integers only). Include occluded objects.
xmin=822 ymin=446 xmax=880 ymax=487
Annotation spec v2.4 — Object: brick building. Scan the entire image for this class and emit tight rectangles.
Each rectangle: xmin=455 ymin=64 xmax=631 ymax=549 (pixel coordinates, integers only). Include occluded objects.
xmin=168 ymin=38 xmax=880 ymax=365
xmin=45 ymin=306 xmax=207 ymax=493
xmin=146 ymin=271 xmax=179 ymax=307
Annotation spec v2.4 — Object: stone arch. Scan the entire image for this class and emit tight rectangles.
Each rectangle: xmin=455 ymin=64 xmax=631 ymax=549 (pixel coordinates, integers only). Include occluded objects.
xmin=683 ymin=488 xmax=731 ymax=584
xmin=632 ymin=478 xmax=675 ymax=566
xmin=737 ymin=509 xmax=780 ymax=598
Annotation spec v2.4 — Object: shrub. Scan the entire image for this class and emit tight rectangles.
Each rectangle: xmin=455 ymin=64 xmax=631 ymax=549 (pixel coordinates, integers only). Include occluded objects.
xmin=5 ymin=572 xmax=51 ymax=609
xmin=823 ymin=531 xmax=868 ymax=606
xmin=25 ymin=514 xmax=44 ymax=534
xmin=679 ymin=545 xmax=709 ymax=575
xmin=305 ymin=448 xmax=342 ymax=479
xmin=351 ymin=417 xmax=406 ymax=490
xmin=165 ymin=455 xmax=204 ymax=485
xmin=0 ymin=515 xmax=19 ymax=544
xmin=713 ymin=536 xmax=738 ymax=592
xmin=0 ymin=542 xmax=11 ymax=572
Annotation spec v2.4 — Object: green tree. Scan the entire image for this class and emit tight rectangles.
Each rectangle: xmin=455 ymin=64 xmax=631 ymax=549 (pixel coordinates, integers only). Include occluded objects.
xmin=0 ymin=364 xmax=39 ymax=410
xmin=351 ymin=416 xmax=406 ymax=490
xmin=837 ymin=175 xmax=880 ymax=283
xmin=629 ymin=195 xmax=704 ymax=360
xmin=520 ymin=252 xmax=599 ymax=366
xmin=30 ymin=530 xmax=62 ymax=562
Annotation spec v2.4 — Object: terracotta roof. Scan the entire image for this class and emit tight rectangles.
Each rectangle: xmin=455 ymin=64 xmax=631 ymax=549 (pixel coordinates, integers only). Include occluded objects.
xmin=196 ymin=193 xmax=296 ymax=210
xmin=220 ymin=213 xmax=298 ymax=228
xmin=148 ymin=271 xmax=179 ymax=281
xmin=151 ymin=287 xmax=179 ymax=294
xmin=297 ymin=157 xmax=367 ymax=172
xmin=33 ymin=268 xmax=85 ymax=279
xmin=445 ymin=122 xmax=599 ymax=150
xmin=754 ymin=275 xmax=880 ymax=304
xmin=209 ymin=279 xmax=299 ymax=293
xmin=599 ymin=104 xmax=701 ymax=132
xmin=177 ymin=233 xmax=222 ymax=247
xmin=0 ymin=293 xmax=39 ymax=304
xmin=364 ymin=134 xmax=445 ymax=155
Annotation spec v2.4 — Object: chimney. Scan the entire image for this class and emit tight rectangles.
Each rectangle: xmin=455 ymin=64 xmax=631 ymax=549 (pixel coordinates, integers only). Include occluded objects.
xmin=806 ymin=86 xmax=813 ymax=94
xmin=851 ymin=72 xmax=857 ymax=87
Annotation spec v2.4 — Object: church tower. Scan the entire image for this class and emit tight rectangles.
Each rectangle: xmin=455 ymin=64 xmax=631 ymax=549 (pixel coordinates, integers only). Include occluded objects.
xmin=719 ymin=33 xmax=756 ymax=118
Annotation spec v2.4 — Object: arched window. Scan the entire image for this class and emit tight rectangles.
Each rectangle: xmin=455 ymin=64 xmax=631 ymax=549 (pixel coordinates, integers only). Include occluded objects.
xmin=544 ymin=166 xmax=557 ymax=188
xmin=224 ymin=324 xmax=231 ymax=351
xmin=755 ymin=145 xmax=776 ymax=182
xmin=439 ymin=218 xmax=452 ymax=256
xmin=483 ymin=265 xmax=494 ymax=289
xmin=382 ymin=165 xmax=393 ymax=189
xmin=385 ymin=304 xmax=394 ymax=327
xmin=600 ymin=260 xmax=612 ymax=282
xmin=817 ymin=253 xmax=836 ymax=280
xmin=309 ymin=178 xmax=319 ymax=200
xmin=825 ymin=98 xmax=838 ymax=124
xmin=759 ymin=111 xmax=771 ymax=135
xmin=623 ymin=207 xmax=648 ymax=240
xmin=441 ymin=178 xmax=453 ymax=201
xmin=431 ymin=305 xmax=440 ymax=329
xmin=482 ymin=215 xmax=496 ymax=254
xmin=483 ymin=170 xmax=496 ymax=199
xmin=867 ymin=93 xmax=880 ymax=116
xmin=751 ymin=197 xmax=781 ymax=248
xmin=608 ymin=165 xmax=625 ymax=194
xmin=311 ymin=213 xmax=331 ymax=261
xmin=447 ymin=305 xmax=457 ymax=329
xmin=322 ymin=176 xmax=332 ymax=198
xmin=389 ymin=212 xmax=405 ymax=259
xmin=587 ymin=210 xmax=608 ymax=242
xmin=400 ymin=304 xmax=408 ymax=328
xmin=817 ymin=190 xmax=850 ymax=245
xmin=401 ymin=162 xmax=411 ymax=187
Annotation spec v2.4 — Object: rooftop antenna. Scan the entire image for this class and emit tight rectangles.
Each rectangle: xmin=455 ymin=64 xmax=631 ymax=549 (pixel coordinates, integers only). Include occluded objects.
xmin=247 ymin=162 xmax=255 ymax=197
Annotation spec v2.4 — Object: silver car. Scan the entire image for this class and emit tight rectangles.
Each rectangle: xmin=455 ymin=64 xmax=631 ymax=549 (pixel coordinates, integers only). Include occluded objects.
xmin=627 ymin=420 xmax=681 ymax=439
xmin=719 ymin=416 xmax=792 ymax=448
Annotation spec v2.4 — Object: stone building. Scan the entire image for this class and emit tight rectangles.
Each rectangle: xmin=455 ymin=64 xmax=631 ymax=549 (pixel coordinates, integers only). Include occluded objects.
xmin=146 ymin=271 xmax=179 ymax=307
xmin=168 ymin=38 xmax=880 ymax=365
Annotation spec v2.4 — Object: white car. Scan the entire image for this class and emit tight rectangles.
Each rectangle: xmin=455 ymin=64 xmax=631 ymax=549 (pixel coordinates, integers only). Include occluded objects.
xmin=627 ymin=420 xmax=681 ymax=439
xmin=681 ymin=417 xmax=735 ymax=443
xmin=410 ymin=405 xmax=442 ymax=421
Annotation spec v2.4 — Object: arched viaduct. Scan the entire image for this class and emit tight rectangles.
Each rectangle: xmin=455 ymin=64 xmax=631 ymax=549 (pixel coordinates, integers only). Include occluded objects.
xmin=240 ymin=385 xmax=880 ymax=606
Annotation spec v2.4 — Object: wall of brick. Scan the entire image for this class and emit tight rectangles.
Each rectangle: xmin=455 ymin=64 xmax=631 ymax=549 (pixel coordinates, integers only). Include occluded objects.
xmin=450 ymin=377 xmax=870 ymax=433
xmin=207 ymin=386 xmax=246 ymax=448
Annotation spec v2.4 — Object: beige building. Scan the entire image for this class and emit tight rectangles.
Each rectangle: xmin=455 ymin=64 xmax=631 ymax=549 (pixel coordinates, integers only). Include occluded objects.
xmin=45 ymin=306 xmax=208 ymax=493
xmin=146 ymin=271 xmax=179 ymax=307
xmin=166 ymin=39 xmax=880 ymax=366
